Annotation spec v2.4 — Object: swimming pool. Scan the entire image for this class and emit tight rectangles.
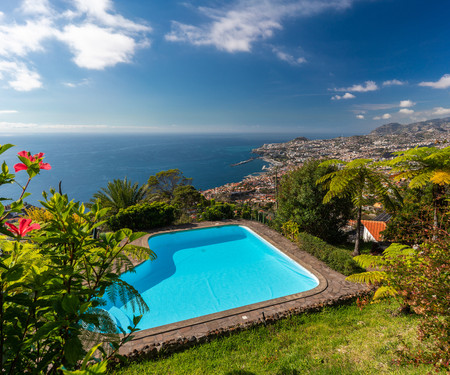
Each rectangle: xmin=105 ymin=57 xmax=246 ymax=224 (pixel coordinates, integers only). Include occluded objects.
xmin=106 ymin=225 xmax=319 ymax=331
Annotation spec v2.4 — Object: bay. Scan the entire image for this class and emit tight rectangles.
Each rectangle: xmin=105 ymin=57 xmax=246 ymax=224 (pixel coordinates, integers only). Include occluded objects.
xmin=0 ymin=132 xmax=325 ymax=206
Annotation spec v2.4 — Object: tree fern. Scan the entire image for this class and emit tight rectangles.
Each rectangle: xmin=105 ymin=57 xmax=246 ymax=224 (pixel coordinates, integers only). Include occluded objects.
xmin=346 ymin=243 xmax=417 ymax=304
xmin=346 ymin=270 xmax=387 ymax=284
xmin=317 ymin=158 xmax=399 ymax=255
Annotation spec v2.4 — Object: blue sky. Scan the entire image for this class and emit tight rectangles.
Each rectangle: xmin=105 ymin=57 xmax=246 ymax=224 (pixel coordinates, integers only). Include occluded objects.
xmin=0 ymin=0 xmax=449 ymax=136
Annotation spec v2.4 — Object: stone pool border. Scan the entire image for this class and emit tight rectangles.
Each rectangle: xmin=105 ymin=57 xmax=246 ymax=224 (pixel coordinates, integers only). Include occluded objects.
xmin=120 ymin=220 xmax=368 ymax=358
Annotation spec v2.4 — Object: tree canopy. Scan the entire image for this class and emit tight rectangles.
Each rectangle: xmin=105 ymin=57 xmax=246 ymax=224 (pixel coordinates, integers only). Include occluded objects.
xmin=276 ymin=160 xmax=353 ymax=244
xmin=147 ymin=169 xmax=192 ymax=201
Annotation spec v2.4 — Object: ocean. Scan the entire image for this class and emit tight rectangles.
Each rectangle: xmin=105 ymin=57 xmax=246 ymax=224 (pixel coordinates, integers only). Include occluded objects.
xmin=0 ymin=132 xmax=321 ymax=206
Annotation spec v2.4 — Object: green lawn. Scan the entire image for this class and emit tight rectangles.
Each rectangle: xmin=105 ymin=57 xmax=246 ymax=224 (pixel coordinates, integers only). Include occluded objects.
xmin=112 ymin=300 xmax=437 ymax=375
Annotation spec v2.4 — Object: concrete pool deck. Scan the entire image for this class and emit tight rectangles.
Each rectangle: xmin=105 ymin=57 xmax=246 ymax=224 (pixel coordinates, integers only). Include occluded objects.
xmin=120 ymin=220 xmax=368 ymax=358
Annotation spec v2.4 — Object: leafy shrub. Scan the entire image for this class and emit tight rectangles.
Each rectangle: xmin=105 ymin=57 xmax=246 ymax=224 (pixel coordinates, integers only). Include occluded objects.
xmin=108 ymin=201 xmax=177 ymax=231
xmin=199 ymin=201 xmax=236 ymax=221
xmin=347 ymin=233 xmax=449 ymax=370
xmin=281 ymin=220 xmax=300 ymax=241
xmin=297 ymin=232 xmax=363 ymax=276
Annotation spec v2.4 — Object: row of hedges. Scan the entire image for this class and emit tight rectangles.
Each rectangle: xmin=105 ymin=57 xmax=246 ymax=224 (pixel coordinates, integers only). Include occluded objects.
xmin=108 ymin=202 xmax=177 ymax=231
xmin=297 ymin=232 xmax=364 ymax=276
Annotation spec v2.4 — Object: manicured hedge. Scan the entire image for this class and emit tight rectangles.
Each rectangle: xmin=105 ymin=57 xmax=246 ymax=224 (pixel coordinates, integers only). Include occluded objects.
xmin=108 ymin=202 xmax=177 ymax=231
xmin=297 ymin=232 xmax=364 ymax=276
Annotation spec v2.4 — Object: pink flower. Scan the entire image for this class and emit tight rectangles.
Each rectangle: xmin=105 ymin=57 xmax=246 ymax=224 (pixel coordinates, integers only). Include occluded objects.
xmin=5 ymin=218 xmax=40 ymax=237
xmin=14 ymin=150 xmax=51 ymax=172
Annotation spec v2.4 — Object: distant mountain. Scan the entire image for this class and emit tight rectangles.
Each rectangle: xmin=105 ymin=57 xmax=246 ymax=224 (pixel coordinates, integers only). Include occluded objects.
xmin=370 ymin=117 xmax=450 ymax=136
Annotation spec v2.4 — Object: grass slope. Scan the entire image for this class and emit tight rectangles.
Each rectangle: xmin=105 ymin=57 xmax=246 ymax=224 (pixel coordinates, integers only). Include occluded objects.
xmin=113 ymin=300 xmax=436 ymax=375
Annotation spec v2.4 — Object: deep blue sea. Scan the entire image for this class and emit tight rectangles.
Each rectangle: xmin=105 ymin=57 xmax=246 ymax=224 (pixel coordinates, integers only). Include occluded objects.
xmin=0 ymin=133 xmax=327 ymax=206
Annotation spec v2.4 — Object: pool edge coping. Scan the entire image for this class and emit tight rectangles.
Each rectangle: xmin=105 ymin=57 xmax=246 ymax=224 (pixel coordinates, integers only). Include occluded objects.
xmin=119 ymin=220 xmax=369 ymax=355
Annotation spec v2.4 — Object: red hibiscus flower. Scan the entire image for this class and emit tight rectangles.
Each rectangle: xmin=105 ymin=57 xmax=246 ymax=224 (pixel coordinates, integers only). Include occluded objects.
xmin=5 ymin=218 xmax=40 ymax=237
xmin=14 ymin=150 xmax=51 ymax=172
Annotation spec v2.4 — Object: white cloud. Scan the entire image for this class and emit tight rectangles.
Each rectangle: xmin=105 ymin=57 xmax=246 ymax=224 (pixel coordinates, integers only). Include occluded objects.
xmin=334 ymin=80 xmax=378 ymax=92
xmin=382 ymin=79 xmax=405 ymax=86
xmin=20 ymin=0 xmax=52 ymax=16
xmin=0 ymin=121 xmax=163 ymax=134
xmin=373 ymin=113 xmax=391 ymax=120
xmin=356 ymin=114 xmax=364 ymax=119
xmin=58 ymin=24 xmax=140 ymax=70
xmin=433 ymin=107 xmax=450 ymax=116
xmin=0 ymin=0 xmax=151 ymax=90
xmin=419 ymin=74 xmax=450 ymax=89
xmin=399 ymin=100 xmax=415 ymax=108
xmin=166 ymin=0 xmax=355 ymax=53
xmin=0 ymin=61 xmax=42 ymax=91
xmin=272 ymin=48 xmax=306 ymax=65
xmin=332 ymin=92 xmax=355 ymax=100
xmin=63 ymin=78 xmax=90 ymax=88
xmin=70 ymin=0 xmax=151 ymax=33
xmin=0 ymin=18 xmax=55 ymax=57
xmin=0 ymin=110 xmax=18 ymax=114
xmin=399 ymin=108 xmax=414 ymax=115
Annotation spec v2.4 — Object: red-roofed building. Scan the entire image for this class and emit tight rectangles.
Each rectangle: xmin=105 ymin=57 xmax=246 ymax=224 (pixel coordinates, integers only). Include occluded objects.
xmin=360 ymin=220 xmax=387 ymax=242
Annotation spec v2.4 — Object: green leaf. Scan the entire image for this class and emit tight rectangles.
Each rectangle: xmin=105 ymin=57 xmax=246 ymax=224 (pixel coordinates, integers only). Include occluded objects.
xmin=0 ymin=143 xmax=15 ymax=155
xmin=62 ymin=294 xmax=81 ymax=314
xmin=132 ymin=314 xmax=142 ymax=326
xmin=33 ymin=321 xmax=62 ymax=342
xmin=64 ymin=336 xmax=85 ymax=365
xmin=128 ymin=231 xmax=147 ymax=242
xmin=2 ymin=264 xmax=24 ymax=282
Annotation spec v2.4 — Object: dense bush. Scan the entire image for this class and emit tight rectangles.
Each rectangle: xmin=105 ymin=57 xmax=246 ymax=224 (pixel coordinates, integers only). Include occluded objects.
xmin=297 ymin=232 xmax=364 ymax=276
xmin=277 ymin=160 xmax=353 ymax=244
xmin=108 ymin=201 xmax=177 ymax=231
xmin=199 ymin=201 xmax=236 ymax=221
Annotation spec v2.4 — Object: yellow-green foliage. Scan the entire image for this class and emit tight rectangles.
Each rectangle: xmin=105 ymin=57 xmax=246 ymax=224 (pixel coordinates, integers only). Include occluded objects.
xmin=346 ymin=243 xmax=416 ymax=301
xmin=0 ymin=236 xmax=48 ymax=285
xmin=25 ymin=206 xmax=54 ymax=223
xmin=281 ymin=220 xmax=300 ymax=241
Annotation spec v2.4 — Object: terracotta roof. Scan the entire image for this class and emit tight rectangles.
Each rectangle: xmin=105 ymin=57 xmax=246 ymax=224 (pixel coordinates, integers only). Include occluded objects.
xmin=360 ymin=220 xmax=387 ymax=241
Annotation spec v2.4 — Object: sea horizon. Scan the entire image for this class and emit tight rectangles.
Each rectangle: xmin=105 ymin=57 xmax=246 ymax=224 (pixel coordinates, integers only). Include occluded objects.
xmin=0 ymin=132 xmax=345 ymax=207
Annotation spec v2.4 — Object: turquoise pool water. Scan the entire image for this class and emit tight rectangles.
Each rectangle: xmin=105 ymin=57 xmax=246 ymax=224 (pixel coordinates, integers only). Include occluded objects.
xmin=106 ymin=225 xmax=319 ymax=331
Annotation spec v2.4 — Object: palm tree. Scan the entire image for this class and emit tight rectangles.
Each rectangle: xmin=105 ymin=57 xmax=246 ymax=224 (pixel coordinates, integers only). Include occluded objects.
xmin=387 ymin=145 xmax=450 ymax=230
xmin=317 ymin=158 xmax=398 ymax=256
xmin=89 ymin=177 xmax=148 ymax=216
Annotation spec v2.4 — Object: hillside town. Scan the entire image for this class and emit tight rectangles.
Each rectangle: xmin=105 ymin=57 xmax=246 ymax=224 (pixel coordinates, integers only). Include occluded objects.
xmin=202 ymin=117 xmax=450 ymax=208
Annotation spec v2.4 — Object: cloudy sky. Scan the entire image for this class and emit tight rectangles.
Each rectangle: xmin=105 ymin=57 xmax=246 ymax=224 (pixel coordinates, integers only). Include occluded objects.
xmin=0 ymin=0 xmax=449 ymax=135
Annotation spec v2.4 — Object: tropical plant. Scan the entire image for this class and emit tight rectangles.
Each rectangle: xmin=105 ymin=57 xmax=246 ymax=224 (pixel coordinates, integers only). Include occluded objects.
xmin=89 ymin=177 xmax=148 ymax=217
xmin=387 ymin=146 xmax=450 ymax=230
xmin=277 ymin=160 xmax=353 ymax=244
xmin=0 ymin=145 xmax=152 ymax=373
xmin=147 ymin=169 xmax=192 ymax=201
xmin=347 ymin=233 xmax=450 ymax=370
xmin=317 ymin=158 xmax=399 ymax=255
xmin=346 ymin=243 xmax=415 ymax=303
